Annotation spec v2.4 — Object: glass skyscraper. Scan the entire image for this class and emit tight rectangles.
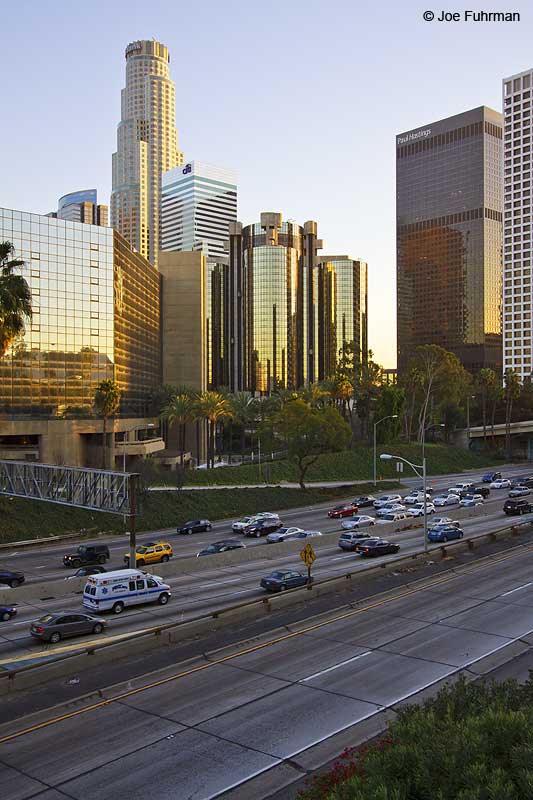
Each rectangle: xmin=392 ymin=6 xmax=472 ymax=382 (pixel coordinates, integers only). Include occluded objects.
xmin=396 ymin=106 xmax=503 ymax=374
xmin=49 ymin=190 xmax=108 ymax=226
xmin=161 ymin=161 xmax=237 ymax=260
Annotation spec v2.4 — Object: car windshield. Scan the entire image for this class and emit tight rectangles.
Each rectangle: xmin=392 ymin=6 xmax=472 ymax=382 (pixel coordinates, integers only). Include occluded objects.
xmin=382 ymin=514 xmax=395 ymax=520
xmin=37 ymin=615 xmax=54 ymax=623
xmin=136 ymin=547 xmax=148 ymax=554
xmin=204 ymin=545 xmax=219 ymax=553
xmin=269 ymin=572 xmax=287 ymax=579
xmin=77 ymin=546 xmax=87 ymax=554
xmin=277 ymin=528 xmax=288 ymax=534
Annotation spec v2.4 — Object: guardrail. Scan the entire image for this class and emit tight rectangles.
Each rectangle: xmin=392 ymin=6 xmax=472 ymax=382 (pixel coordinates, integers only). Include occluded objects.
xmin=1 ymin=517 xmax=531 ymax=693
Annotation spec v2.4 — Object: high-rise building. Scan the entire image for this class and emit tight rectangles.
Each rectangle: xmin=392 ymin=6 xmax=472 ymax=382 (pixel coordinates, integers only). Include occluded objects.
xmin=161 ymin=161 xmax=237 ymax=259
xmin=317 ymin=256 xmax=368 ymax=379
xmin=111 ymin=40 xmax=183 ymax=268
xmin=396 ymin=106 xmax=503 ymax=374
xmin=47 ymin=190 xmax=108 ymax=226
xmin=502 ymin=70 xmax=533 ymax=379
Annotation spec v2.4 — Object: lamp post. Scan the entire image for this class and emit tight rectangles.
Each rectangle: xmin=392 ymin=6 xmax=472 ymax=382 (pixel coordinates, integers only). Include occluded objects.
xmin=381 ymin=452 xmax=428 ymax=553
xmin=466 ymin=395 xmax=475 ymax=444
xmin=373 ymin=415 xmax=398 ymax=487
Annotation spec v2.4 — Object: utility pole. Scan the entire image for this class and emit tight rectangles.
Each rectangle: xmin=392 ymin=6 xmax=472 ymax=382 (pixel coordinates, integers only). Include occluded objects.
xmin=129 ymin=473 xmax=138 ymax=570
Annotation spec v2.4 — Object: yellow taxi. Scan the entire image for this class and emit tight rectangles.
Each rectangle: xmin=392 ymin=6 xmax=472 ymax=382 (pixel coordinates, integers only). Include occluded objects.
xmin=123 ymin=541 xmax=173 ymax=567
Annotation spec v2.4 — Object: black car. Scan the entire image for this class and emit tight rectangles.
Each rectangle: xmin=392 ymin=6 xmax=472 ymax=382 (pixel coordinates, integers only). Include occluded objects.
xmin=177 ymin=519 xmax=213 ymax=535
xmin=260 ymin=570 xmax=313 ymax=592
xmin=0 ymin=569 xmax=25 ymax=588
xmin=356 ymin=538 xmax=401 ymax=557
xmin=471 ymin=485 xmax=490 ymax=498
xmin=244 ymin=519 xmax=283 ymax=537
xmin=503 ymin=499 xmax=533 ymax=516
xmin=66 ymin=566 xmax=107 ymax=580
xmin=63 ymin=544 xmax=110 ymax=568
xmin=353 ymin=495 xmax=376 ymax=508
xmin=0 ymin=605 xmax=17 ymax=621
xmin=197 ymin=540 xmax=245 ymax=556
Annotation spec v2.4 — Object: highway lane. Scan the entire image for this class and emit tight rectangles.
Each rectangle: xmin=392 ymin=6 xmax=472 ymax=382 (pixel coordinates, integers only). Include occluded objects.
xmin=0 ymin=503 xmax=528 ymax=665
xmin=3 ymin=544 xmax=533 ymax=799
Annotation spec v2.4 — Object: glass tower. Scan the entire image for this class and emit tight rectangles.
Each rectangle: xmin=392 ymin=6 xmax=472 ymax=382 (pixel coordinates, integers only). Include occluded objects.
xmin=111 ymin=40 xmax=184 ymax=268
xmin=396 ymin=106 xmax=503 ymax=374
xmin=53 ymin=190 xmax=108 ymax=226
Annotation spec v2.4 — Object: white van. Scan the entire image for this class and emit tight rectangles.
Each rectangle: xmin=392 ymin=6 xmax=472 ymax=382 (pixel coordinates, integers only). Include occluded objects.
xmin=82 ymin=569 xmax=171 ymax=615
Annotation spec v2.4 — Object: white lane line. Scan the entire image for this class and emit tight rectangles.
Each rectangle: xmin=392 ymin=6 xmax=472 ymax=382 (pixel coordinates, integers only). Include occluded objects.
xmin=300 ymin=651 xmax=372 ymax=682
xmin=500 ymin=581 xmax=533 ymax=597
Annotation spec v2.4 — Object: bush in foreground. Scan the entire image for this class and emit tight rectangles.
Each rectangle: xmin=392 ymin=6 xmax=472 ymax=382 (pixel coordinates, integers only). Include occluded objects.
xmin=298 ymin=677 xmax=533 ymax=799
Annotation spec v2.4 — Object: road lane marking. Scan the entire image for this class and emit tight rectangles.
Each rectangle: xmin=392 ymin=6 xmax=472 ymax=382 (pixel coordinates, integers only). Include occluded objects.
xmin=300 ymin=651 xmax=372 ymax=682
xmin=500 ymin=581 xmax=533 ymax=596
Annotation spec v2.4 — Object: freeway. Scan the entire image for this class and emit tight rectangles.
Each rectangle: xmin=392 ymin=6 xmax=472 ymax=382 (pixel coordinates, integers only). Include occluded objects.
xmin=2 ymin=543 xmax=533 ymax=799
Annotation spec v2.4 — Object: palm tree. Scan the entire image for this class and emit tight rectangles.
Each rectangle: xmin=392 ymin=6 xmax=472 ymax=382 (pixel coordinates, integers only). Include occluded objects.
xmin=93 ymin=379 xmax=122 ymax=469
xmin=161 ymin=393 xmax=196 ymax=468
xmin=197 ymin=391 xmax=233 ymax=468
xmin=0 ymin=241 xmax=32 ymax=358
xmin=504 ymin=369 xmax=521 ymax=459
xmin=230 ymin=392 xmax=258 ymax=455
xmin=475 ymin=368 xmax=498 ymax=444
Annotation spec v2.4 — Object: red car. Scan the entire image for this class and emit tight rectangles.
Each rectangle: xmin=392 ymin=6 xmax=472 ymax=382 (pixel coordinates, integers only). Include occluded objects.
xmin=328 ymin=503 xmax=358 ymax=519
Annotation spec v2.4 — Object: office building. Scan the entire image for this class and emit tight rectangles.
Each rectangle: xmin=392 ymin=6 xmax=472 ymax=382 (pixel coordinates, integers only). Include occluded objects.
xmin=396 ymin=106 xmax=503 ymax=374
xmin=317 ymin=255 xmax=368 ymax=379
xmin=49 ymin=190 xmax=108 ymax=226
xmin=111 ymin=40 xmax=183 ymax=268
xmin=502 ymin=70 xmax=533 ymax=379
xmin=0 ymin=207 xmax=162 ymax=467
xmin=161 ymin=161 xmax=237 ymax=259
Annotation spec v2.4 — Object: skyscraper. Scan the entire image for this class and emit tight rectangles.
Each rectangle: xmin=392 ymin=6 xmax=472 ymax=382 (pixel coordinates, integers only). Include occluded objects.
xmin=161 ymin=161 xmax=237 ymax=259
xmin=396 ymin=106 xmax=503 ymax=374
xmin=502 ymin=70 xmax=533 ymax=379
xmin=111 ymin=40 xmax=183 ymax=268
xmin=49 ymin=190 xmax=108 ymax=226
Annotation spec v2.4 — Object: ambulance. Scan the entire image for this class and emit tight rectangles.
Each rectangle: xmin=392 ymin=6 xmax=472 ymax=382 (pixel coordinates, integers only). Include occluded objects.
xmin=82 ymin=569 xmax=171 ymax=614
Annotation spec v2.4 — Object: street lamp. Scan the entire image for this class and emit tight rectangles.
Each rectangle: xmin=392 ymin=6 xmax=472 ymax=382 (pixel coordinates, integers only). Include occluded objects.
xmin=373 ymin=415 xmax=398 ymax=487
xmin=381 ymin=451 xmax=428 ymax=553
xmin=466 ymin=395 xmax=476 ymax=444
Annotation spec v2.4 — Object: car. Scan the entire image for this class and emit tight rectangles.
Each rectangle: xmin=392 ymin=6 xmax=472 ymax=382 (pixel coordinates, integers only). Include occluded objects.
xmin=490 ymin=479 xmax=512 ymax=489
xmin=294 ymin=530 xmax=323 ymax=539
xmin=231 ymin=512 xmax=279 ymax=532
xmin=177 ymin=519 xmax=213 ymax=535
xmin=407 ymin=502 xmax=436 ymax=517
xmin=483 ymin=471 xmax=502 ymax=483
xmin=338 ymin=531 xmax=374 ymax=550
xmin=30 ymin=612 xmax=107 ymax=643
xmin=196 ymin=540 xmax=246 ymax=556
xmin=376 ymin=503 xmax=407 ymax=517
xmin=124 ymin=542 xmax=173 ymax=566
xmin=260 ymin=570 xmax=312 ymax=592
xmin=403 ymin=492 xmax=431 ymax=505
xmin=459 ymin=497 xmax=484 ymax=508
xmin=63 ymin=544 xmax=110 ymax=569
xmin=0 ymin=605 xmax=16 ymax=621
xmin=244 ymin=518 xmax=283 ymax=537
xmin=429 ymin=517 xmax=461 ymax=529
xmin=448 ymin=482 xmax=475 ymax=495
xmin=0 ymin=569 xmax=25 ymax=588
xmin=415 ymin=486 xmax=434 ymax=495
xmin=470 ymin=485 xmax=490 ymax=498
xmin=433 ymin=494 xmax=460 ymax=507
xmin=327 ymin=503 xmax=358 ymax=519
xmin=508 ymin=486 xmax=532 ymax=498
xmin=428 ymin=525 xmax=464 ymax=543
xmin=356 ymin=539 xmax=401 ymax=557
xmin=352 ymin=495 xmax=376 ymax=508
xmin=376 ymin=512 xmax=410 ymax=524
xmin=503 ymin=499 xmax=533 ymax=516
xmin=65 ymin=566 xmax=107 ymax=580
xmin=340 ymin=515 xmax=376 ymax=530
xmin=373 ymin=494 xmax=402 ymax=508
xmin=266 ymin=526 xmax=304 ymax=543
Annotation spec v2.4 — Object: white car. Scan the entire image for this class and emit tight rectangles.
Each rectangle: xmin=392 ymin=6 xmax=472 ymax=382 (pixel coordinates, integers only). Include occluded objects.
xmin=341 ymin=515 xmax=376 ymax=530
xmin=490 ymin=479 xmax=512 ymax=489
xmin=232 ymin=512 xmax=279 ymax=532
xmin=403 ymin=492 xmax=431 ymax=505
xmin=430 ymin=517 xmax=460 ymax=529
xmin=377 ymin=512 xmax=409 ymax=524
xmin=376 ymin=503 xmax=407 ymax=518
xmin=266 ymin=526 xmax=304 ymax=543
xmin=433 ymin=494 xmax=460 ymax=507
xmin=407 ymin=502 xmax=436 ymax=517
xmin=373 ymin=494 xmax=402 ymax=509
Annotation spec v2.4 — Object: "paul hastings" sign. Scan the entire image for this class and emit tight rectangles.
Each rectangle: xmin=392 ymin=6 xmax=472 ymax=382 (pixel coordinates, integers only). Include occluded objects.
xmin=397 ymin=128 xmax=432 ymax=145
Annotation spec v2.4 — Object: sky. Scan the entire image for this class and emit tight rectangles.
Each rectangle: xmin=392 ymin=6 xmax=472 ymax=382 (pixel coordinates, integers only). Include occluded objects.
xmin=1 ymin=0 xmax=532 ymax=367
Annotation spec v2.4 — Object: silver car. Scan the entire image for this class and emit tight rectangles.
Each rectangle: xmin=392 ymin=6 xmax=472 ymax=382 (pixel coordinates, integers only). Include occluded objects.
xmin=341 ymin=515 xmax=376 ymax=530
xmin=266 ymin=526 xmax=304 ymax=543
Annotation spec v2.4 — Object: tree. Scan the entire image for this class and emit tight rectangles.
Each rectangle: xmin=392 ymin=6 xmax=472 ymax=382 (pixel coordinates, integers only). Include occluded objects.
xmin=230 ymin=392 xmax=258 ymax=455
xmin=0 ymin=241 xmax=32 ymax=358
xmin=372 ymin=385 xmax=405 ymax=444
xmin=93 ymin=379 xmax=121 ymax=469
xmin=475 ymin=368 xmax=498 ymax=443
xmin=263 ymin=398 xmax=351 ymax=488
xmin=504 ymin=369 xmax=521 ymax=459
xmin=197 ymin=391 xmax=233 ymax=468
xmin=161 ymin=393 xmax=196 ymax=468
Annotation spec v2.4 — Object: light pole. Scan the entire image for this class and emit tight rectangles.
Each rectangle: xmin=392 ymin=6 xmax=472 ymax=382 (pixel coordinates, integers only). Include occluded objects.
xmin=381 ymin=452 xmax=428 ymax=553
xmin=466 ymin=394 xmax=475 ymax=444
xmin=373 ymin=415 xmax=398 ymax=487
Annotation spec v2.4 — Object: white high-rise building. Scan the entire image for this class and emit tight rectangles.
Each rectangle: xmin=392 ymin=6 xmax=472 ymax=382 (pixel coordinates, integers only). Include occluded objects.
xmin=161 ymin=161 xmax=237 ymax=259
xmin=503 ymin=69 xmax=533 ymax=378
xmin=111 ymin=40 xmax=184 ymax=268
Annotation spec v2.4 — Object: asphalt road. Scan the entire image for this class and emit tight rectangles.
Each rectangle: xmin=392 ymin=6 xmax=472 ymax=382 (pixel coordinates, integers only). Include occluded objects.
xmin=3 ymin=542 xmax=533 ymax=799
xmin=1 ymin=465 xmax=532 ymax=666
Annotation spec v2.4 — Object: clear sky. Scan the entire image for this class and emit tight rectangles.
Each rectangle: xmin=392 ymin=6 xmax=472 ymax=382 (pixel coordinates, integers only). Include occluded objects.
xmin=1 ymin=0 xmax=531 ymax=367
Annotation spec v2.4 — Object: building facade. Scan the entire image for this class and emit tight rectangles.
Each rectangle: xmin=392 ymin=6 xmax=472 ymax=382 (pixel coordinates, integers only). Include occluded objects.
xmin=111 ymin=40 xmax=183 ymax=268
xmin=161 ymin=161 xmax=237 ymax=260
xmin=502 ymin=70 xmax=533 ymax=379
xmin=52 ymin=190 xmax=108 ymax=226
xmin=396 ymin=106 xmax=503 ymax=374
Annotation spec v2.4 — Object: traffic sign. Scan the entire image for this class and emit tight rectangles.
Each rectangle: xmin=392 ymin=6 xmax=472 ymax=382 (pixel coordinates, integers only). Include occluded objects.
xmin=300 ymin=543 xmax=316 ymax=568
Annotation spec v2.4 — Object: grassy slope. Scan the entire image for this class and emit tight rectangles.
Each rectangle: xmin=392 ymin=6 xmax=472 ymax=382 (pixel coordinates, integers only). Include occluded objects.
xmin=0 ymin=483 xmax=396 ymax=543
